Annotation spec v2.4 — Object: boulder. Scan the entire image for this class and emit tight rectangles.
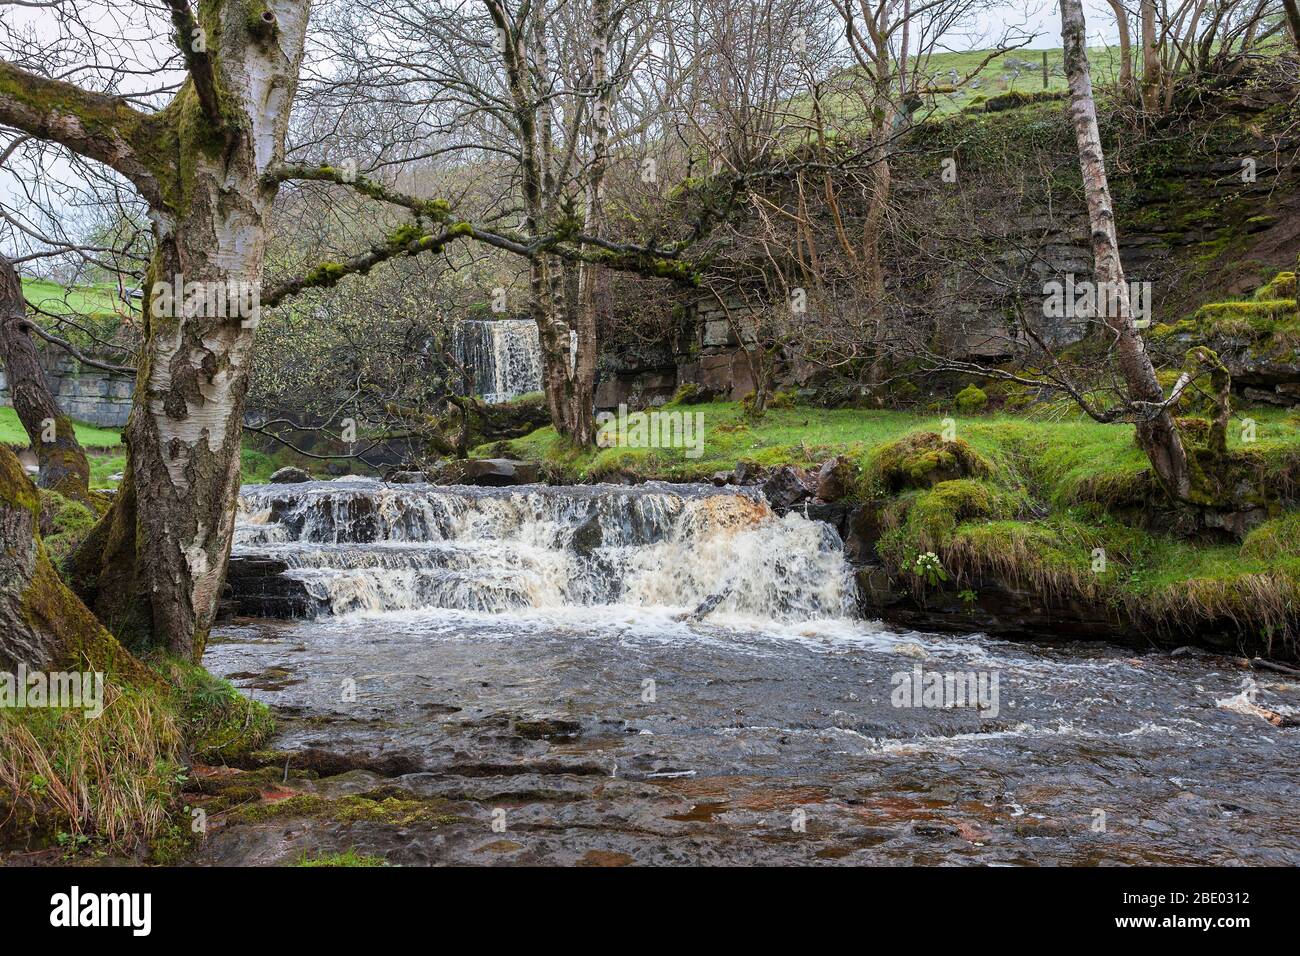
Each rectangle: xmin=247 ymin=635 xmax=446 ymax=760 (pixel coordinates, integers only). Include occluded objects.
xmin=461 ymin=458 xmax=542 ymax=486
xmin=762 ymin=465 xmax=816 ymax=510
xmin=386 ymin=470 xmax=428 ymax=484
xmin=570 ymin=514 xmax=604 ymax=557
xmin=268 ymin=466 xmax=311 ymax=484
xmin=816 ymin=456 xmax=856 ymax=501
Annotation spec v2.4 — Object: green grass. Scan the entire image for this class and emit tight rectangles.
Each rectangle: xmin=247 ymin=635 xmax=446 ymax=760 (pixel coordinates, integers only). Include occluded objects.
xmin=20 ymin=278 xmax=133 ymax=319
xmin=788 ymin=46 xmax=1126 ymax=125
xmin=0 ymin=410 xmax=310 ymax=488
xmin=0 ymin=406 xmax=123 ymax=449
xmin=494 ymin=400 xmax=1299 ymax=487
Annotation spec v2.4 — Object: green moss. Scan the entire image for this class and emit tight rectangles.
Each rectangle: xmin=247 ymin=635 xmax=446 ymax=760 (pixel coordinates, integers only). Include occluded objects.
xmin=1195 ymin=299 xmax=1298 ymax=332
xmin=303 ymin=261 xmax=348 ymax=287
xmin=879 ymin=478 xmax=1029 ymax=562
xmin=954 ymin=385 xmax=989 ymax=413
xmin=295 ymin=849 xmax=389 ymax=867
xmin=37 ymin=489 xmax=97 ymax=566
xmin=1253 ymin=271 xmax=1296 ymax=301
xmin=227 ymin=792 xmax=460 ymax=827
xmin=867 ymin=431 xmax=993 ymax=492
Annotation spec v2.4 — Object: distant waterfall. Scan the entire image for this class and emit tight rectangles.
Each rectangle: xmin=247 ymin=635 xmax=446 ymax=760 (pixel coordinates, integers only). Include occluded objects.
xmin=454 ymin=319 xmax=543 ymax=403
xmin=234 ymin=480 xmax=856 ymax=621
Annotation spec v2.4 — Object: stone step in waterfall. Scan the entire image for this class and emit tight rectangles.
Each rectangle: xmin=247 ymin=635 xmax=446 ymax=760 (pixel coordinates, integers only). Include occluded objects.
xmin=224 ymin=478 xmax=856 ymax=621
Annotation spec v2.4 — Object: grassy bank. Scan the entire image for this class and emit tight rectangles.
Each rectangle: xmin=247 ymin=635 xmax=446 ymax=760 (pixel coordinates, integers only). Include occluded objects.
xmin=0 ymin=658 xmax=273 ymax=861
xmin=486 ymin=400 xmax=1300 ymax=652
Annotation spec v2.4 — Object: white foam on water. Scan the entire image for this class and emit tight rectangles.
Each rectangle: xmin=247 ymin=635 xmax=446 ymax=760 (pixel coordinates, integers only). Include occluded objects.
xmin=233 ymin=484 xmax=861 ymax=631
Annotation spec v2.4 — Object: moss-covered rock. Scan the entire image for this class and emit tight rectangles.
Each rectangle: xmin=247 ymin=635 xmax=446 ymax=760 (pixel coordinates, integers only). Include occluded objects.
xmin=954 ymin=385 xmax=989 ymax=413
xmin=869 ymin=431 xmax=993 ymax=492
xmin=226 ymin=791 xmax=460 ymax=827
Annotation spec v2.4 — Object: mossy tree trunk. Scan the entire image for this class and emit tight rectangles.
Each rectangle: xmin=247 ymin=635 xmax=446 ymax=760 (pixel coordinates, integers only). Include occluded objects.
xmin=0 ymin=253 xmax=91 ymax=503
xmin=0 ymin=1 xmax=311 ymax=661
xmin=0 ymin=444 xmax=148 ymax=681
xmin=1061 ymin=0 xmax=1192 ymax=503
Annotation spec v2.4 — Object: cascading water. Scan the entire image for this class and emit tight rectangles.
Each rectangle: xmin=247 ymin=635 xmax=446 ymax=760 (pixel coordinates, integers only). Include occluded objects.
xmin=233 ymin=479 xmax=856 ymax=621
xmin=453 ymin=319 xmax=543 ymax=403
xmin=211 ymin=478 xmax=1300 ymax=866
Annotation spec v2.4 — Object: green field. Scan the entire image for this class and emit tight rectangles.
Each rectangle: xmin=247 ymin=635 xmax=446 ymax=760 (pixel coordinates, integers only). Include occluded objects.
xmin=790 ymin=45 xmax=1127 ymax=125
xmin=20 ymin=277 xmax=134 ymax=319
xmin=0 ymin=405 xmax=123 ymax=449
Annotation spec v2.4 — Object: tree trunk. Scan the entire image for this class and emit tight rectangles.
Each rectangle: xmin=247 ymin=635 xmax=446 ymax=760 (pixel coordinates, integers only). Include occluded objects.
xmin=1105 ymin=0 xmax=1135 ymax=97
xmin=69 ymin=4 xmax=308 ymax=660
xmin=0 ymin=444 xmax=148 ymax=681
xmin=1284 ymin=0 xmax=1300 ymax=57
xmin=1061 ymin=0 xmax=1191 ymax=501
xmin=1140 ymin=0 xmax=1161 ymax=111
xmin=534 ymin=261 xmax=594 ymax=446
xmin=0 ymin=254 xmax=91 ymax=503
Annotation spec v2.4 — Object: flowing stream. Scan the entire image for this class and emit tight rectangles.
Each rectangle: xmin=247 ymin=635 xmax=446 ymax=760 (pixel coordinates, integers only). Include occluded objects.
xmin=203 ymin=478 xmax=1300 ymax=865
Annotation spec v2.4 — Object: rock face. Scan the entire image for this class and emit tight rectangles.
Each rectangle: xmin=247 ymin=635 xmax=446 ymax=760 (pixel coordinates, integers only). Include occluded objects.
xmin=269 ymin=466 xmax=311 ymax=484
xmin=816 ymin=456 xmax=856 ymax=501
xmin=0 ymin=351 xmax=133 ymax=428
xmin=592 ymin=83 xmax=1300 ymax=406
xmin=221 ymin=556 xmax=312 ymax=619
xmin=430 ymin=458 xmax=542 ymax=486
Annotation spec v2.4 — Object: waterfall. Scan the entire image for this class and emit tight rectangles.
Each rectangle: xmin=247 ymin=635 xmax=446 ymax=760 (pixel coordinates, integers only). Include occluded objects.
xmin=453 ymin=319 xmax=543 ymax=403
xmin=233 ymin=479 xmax=856 ymax=621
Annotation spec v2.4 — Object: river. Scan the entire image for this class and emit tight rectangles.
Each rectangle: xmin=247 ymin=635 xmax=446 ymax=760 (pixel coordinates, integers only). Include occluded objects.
xmin=197 ymin=478 xmax=1300 ymax=865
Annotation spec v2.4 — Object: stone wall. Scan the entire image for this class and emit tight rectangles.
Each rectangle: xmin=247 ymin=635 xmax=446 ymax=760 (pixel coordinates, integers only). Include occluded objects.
xmin=0 ymin=349 xmax=134 ymax=429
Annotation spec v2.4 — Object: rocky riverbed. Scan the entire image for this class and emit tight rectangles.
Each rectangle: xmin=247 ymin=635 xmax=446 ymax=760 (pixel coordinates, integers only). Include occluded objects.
xmin=193 ymin=608 xmax=1300 ymax=866
xmin=188 ymin=478 xmax=1300 ymax=866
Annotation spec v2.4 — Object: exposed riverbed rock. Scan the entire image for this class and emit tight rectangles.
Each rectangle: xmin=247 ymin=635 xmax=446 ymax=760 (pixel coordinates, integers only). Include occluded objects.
xmin=731 ymin=461 xmax=765 ymax=485
xmin=512 ymin=715 xmax=582 ymax=740
xmin=222 ymin=555 xmax=312 ymax=619
xmin=459 ymin=458 xmax=542 ymax=486
xmin=816 ymin=456 xmax=858 ymax=501
xmin=386 ymin=470 xmax=429 ymax=484
xmin=269 ymin=466 xmax=312 ymax=484
xmin=762 ymin=465 xmax=817 ymax=510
